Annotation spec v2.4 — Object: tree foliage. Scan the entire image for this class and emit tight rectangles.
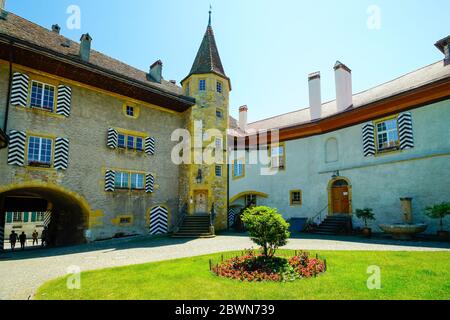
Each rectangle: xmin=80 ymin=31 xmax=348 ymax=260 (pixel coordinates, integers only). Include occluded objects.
xmin=355 ymin=208 xmax=376 ymax=228
xmin=241 ymin=206 xmax=290 ymax=258
xmin=425 ymin=202 xmax=450 ymax=231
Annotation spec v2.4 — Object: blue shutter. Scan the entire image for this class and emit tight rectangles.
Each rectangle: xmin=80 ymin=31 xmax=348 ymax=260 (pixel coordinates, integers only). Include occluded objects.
xmin=6 ymin=212 xmax=13 ymax=223
xmin=23 ymin=212 xmax=29 ymax=223
xmin=31 ymin=212 xmax=37 ymax=222
xmin=56 ymin=85 xmax=72 ymax=117
xmin=10 ymin=72 xmax=29 ymax=107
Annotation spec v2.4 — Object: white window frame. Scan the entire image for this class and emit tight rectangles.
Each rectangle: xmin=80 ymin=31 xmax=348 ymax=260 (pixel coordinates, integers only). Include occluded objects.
xmin=30 ymin=80 xmax=56 ymax=111
xmin=115 ymin=172 xmax=130 ymax=189
xmin=131 ymin=173 xmax=145 ymax=190
xmin=27 ymin=136 xmax=53 ymax=166
xmin=375 ymin=118 xmax=400 ymax=152
xmin=13 ymin=212 xmax=23 ymax=223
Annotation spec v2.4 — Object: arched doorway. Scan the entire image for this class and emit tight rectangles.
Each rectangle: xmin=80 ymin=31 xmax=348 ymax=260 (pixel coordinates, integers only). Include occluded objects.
xmin=328 ymin=178 xmax=352 ymax=215
xmin=0 ymin=182 xmax=91 ymax=250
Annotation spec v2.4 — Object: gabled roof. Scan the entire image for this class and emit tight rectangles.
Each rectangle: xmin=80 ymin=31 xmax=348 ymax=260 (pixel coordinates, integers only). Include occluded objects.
xmin=0 ymin=12 xmax=195 ymax=111
xmin=244 ymin=60 xmax=450 ymax=133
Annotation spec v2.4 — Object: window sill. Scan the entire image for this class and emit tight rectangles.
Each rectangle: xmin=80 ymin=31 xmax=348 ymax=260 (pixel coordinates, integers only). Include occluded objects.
xmin=28 ymin=162 xmax=52 ymax=168
xmin=376 ymin=147 xmax=400 ymax=156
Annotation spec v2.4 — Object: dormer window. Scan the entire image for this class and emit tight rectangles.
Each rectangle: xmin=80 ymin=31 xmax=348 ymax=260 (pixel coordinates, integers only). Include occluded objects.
xmin=199 ymin=79 xmax=206 ymax=91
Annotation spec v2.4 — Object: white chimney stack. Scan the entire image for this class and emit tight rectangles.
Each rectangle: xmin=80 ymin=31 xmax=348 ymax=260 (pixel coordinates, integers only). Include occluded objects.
xmin=239 ymin=105 xmax=248 ymax=132
xmin=0 ymin=0 xmax=6 ymax=10
xmin=308 ymin=72 xmax=322 ymax=120
xmin=334 ymin=61 xmax=353 ymax=112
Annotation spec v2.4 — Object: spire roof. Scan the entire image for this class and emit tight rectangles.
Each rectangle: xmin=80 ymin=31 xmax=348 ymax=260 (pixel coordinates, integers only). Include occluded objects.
xmin=188 ymin=12 xmax=226 ymax=78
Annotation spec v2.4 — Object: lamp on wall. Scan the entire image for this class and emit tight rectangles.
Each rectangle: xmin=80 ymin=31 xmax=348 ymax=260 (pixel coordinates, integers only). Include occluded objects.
xmin=332 ymin=170 xmax=340 ymax=179
xmin=196 ymin=168 xmax=203 ymax=184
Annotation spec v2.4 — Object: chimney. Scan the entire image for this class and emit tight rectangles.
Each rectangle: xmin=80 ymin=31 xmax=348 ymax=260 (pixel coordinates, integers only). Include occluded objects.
xmin=148 ymin=60 xmax=163 ymax=83
xmin=334 ymin=61 xmax=353 ymax=112
xmin=435 ymin=35 xmax=450 ymax=66
xmin=51 ymin=24 xmax=61 ymax=34
xmin=0 ymin=0 xmax=7 ymax=20
xmin=308 ymin=72 xmax=322 ymax=120
xmin=239 ymin=105 xmax=248 ymax=132
xmin=79 ymin=33 xmax=92 ymax=62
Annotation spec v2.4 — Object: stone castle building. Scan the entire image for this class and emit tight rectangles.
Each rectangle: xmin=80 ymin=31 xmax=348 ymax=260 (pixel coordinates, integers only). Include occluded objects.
xmin=0 ymin=3 xmax=449 ymax=249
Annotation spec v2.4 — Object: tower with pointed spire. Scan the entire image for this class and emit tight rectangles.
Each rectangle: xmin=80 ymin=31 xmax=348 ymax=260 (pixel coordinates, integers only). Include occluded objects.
xmin=179 ymin=9 xmax=231 ymax=232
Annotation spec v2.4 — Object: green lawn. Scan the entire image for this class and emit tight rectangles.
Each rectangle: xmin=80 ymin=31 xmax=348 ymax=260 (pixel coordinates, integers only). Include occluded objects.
xmin=35 ymin=250 xmax=450 ymax=300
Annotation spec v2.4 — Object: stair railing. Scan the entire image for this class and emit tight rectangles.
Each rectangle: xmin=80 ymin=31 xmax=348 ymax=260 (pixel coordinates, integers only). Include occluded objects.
xmin=174 ymin=203 xmax=188 ymax=233
xmin=306 ymin=205 xmax=329 ymax=231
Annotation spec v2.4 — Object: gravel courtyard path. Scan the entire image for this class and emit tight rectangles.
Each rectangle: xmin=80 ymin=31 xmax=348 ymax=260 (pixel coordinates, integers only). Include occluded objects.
xmin=0 ymin=233 xmax=449 ymax=300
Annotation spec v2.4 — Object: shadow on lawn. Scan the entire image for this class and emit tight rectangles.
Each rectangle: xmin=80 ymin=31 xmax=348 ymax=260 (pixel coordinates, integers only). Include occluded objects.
xmin=1 ymin=230 xmax=449 ymax=262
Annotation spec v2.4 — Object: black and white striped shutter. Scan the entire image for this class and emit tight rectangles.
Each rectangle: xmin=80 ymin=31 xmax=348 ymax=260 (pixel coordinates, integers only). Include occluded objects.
xmin=145 ymin=137 xmax=155 ymax=155
xmin=56 ymin=85 xmax=72 ymax=117
xmin=149 ymin=206 xmax=168 ymax=235
xmin=43 ymin=211 xmax=52 ymax=228
xmin=398 ymin=112 xmax=414 ymax=150
xmin=54 ymin=137 xmax=70 ymax=170
xmin=107 ymin=128 xmax=118 ymax=149
xmin=362 ymin=122 xmax=376 ymax=157
xmin=105 ymin=170 xmax=116 ymax=192
xmin=10 ymin=72 xmax=29 ymax=107
xmin=145 ymin=173 xmax=154 ymax=193
xmin=0 ymin=224 xmax=4 ymax=251
xmin=228 ymin=208 xmax=237 ymax=228
xmin=7 ymin=130 xmax=26 ymax=166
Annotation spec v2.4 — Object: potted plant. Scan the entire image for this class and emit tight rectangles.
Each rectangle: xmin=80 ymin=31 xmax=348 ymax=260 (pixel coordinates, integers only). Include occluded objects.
xmin=425 ymin=202 xmax=450 ymax=240
xmin=355 ymin=208 xmax=376 ymax=237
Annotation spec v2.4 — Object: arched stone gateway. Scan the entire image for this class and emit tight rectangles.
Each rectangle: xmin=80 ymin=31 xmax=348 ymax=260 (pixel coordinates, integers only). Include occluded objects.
xmin=0 ymin=182 xmax=92 ymax=250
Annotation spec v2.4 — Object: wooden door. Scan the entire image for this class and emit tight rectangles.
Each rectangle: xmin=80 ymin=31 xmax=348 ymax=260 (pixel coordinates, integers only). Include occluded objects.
xmin=194 ymin=191 xmax=208 ymax=213
xmin=331 ymin=186 xmax=350 ymax=214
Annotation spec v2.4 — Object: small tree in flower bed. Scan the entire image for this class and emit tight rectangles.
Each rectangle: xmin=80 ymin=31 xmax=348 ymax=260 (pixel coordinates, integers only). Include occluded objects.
xmin=241 ymin=206 xmax=290 ymax=258
xmin=212 ymin=250 xmax=326 ymax=282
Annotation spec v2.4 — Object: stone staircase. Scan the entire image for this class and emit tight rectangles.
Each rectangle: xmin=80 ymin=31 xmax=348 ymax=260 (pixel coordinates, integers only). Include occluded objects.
xmin=172 ymin=214 xmax=215 ymax=238
xmin=311 ymin=215 xmax=353 ymax=235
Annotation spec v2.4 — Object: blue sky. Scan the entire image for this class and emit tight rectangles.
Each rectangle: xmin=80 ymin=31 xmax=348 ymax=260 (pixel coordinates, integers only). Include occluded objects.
xmin=6 ymin=0 xmax=450 ymax=122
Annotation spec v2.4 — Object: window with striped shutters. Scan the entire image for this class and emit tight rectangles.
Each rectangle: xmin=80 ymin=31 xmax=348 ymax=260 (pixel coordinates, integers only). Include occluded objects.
xmin=145 ymin=137 xmax=155 ymax=155
xmin=362 ymin=122 xmax=375 ymax=157
xmin=105 ymin=170 xmax=116 ymax=192
xmin=10 ymin=72 xmax=30 ymax=107
xmin=56 ymin=85 xmax=72 ymax=117
xmin=54 ymin=137 xmax=70 ymax=170
xmin=145 ymin=173 xmax=154 ymax=193
xmin=398 ymin=112 xmax=414 ymax=150
xmin=107 ymin=128 xmax=118 ymax=149
xmin=7 ymin=130 xmax=26 ymax=166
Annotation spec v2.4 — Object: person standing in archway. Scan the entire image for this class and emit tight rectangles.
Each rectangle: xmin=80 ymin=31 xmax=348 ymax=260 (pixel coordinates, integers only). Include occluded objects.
xmin=41 ymin=226 xmax=48 ymax=247
xmin=9 ymin=231 xmax=18 ymax=251
xmin=19 ymin=232 xmax=27 ymax=250
xmin=32 ymin=230 xmax=39 ymax=246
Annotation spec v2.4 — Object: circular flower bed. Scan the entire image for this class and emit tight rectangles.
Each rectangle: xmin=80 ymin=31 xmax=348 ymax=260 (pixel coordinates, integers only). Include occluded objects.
xmin=212 ymin=251 xmax=326 ymax=282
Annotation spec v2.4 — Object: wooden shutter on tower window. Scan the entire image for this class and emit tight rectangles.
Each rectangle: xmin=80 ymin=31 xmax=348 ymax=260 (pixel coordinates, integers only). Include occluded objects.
xmin=56 ymin=85 xmax=72 ymax=117
xmin=362 ymin=122 xmax=375 ymax=157
xmin=7 ymin=130 xmax=26 ymax=166
xmin=10 ymin=72 xmax=30 ymax=107
xmin=398 ymin=112 xmax=414 ymax=150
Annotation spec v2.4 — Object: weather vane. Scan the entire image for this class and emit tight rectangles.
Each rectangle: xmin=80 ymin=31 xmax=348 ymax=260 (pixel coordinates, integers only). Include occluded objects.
xmin=209 ymin=4 xmax=212 ymax=26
